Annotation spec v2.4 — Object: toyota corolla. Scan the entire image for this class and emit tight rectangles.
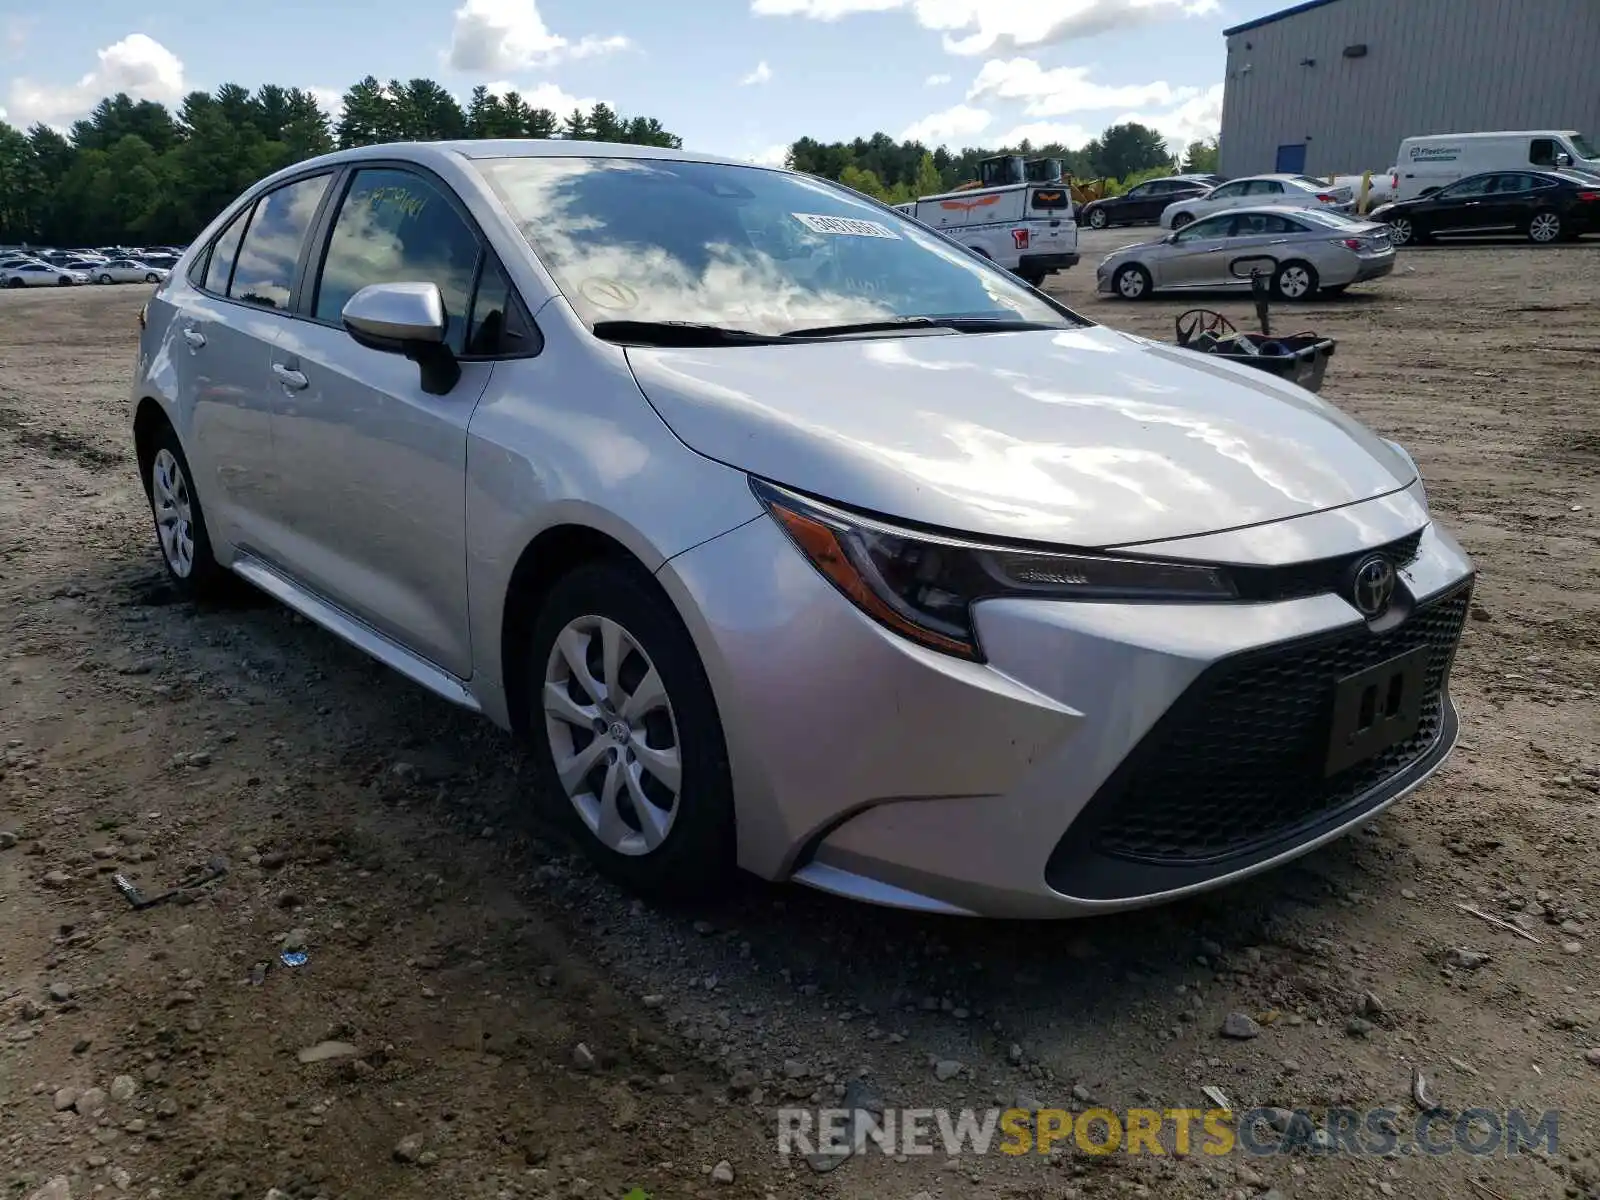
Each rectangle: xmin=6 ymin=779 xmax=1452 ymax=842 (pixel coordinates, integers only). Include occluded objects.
xmin=131 ymin=141 xmax=1474 ymax=918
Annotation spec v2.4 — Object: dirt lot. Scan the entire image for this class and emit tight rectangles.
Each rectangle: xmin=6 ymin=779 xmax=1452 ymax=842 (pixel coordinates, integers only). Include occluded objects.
xmin=1 ymin=239 xmax=1597 ymax=1200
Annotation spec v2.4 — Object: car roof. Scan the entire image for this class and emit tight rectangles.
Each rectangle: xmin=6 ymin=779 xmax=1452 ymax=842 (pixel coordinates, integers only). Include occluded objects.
xmin=1401 ymin=130 xmax=1580 ymax=142
xmin=283 ymin=138 xmax=762 ymax=175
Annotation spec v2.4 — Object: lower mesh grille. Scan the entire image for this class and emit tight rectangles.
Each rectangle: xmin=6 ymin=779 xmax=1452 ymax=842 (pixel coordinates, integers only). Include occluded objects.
xmin=1076 ymin=584 xmax=1470 ymax=867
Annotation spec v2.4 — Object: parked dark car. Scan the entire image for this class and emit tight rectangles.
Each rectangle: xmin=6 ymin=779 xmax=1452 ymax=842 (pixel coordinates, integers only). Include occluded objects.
xmin=1079 ymin=175 xmax=1223 ymax=229
xmin=1370 ymin=169 xmax=1600 ymax=246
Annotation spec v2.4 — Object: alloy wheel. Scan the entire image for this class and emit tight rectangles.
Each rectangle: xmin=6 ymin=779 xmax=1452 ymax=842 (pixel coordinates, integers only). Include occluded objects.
xmin=1171 ymin=212 xmax=1193 ymax=229
xmin=543 ymin=614 xmax=682 ymax=857
xmin=1116 ymin=266 xmax=1147 ymax=299
xmin=1389 ymin=218 xmax=1412 ymax=246
xmin=1278 ymin=265 xmax=1312 ymax=299
xmin=151 ymin=448 xmax=195 ymax=578
xmin=1530 ymin=212 xmax=1561 ymax=243
xmin=1089 ymin=209 xmax=1107 ymax=229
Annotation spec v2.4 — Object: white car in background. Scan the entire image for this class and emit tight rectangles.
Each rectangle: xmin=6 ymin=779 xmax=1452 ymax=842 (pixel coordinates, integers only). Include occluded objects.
xmin=3 ymin=262 xmax=88 ymax=287
xmin=91 ymin=259 xmax=170 ymax=284
xmin=1161 ymin=174 xmax=1355 ymax=229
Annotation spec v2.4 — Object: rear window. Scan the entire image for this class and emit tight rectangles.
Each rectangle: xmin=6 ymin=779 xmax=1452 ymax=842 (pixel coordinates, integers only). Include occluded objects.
xmin=1030 ymin=187 xmax=1070 ymax=210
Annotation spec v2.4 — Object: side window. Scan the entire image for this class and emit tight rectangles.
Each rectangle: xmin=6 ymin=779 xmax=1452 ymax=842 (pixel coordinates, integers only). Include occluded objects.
xmin=1529 ymin=138 xmax=1556 ymax=167
xmin=1125 ymin=183 xmax=1151 ymax=198
xmin=1175 ymin=215 xmax=1230 ymax=242
xmin=465 ymin=256 xmax=541 ymax=358
xmin=201 ymin=209 xmax=249 ymax=295
xmin=228 ymin=174 xmax=331 ymax=311
xmin=1233 ymin=212 xmax=1295 ymax=236
xmin=313 ymin=168 xmax=482 ymax=355
xmin=1211 ymin=181 xmax=1245 ymax=199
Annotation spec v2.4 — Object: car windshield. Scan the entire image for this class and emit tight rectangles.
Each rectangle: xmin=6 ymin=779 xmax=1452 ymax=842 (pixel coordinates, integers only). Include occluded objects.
xmin=1296 ymin=208 xmax=1373 ymax=229
xmin=473 ymin=156 xmax=1075 ymax=337
xmin=1570 ymin=133 xmax=1596 ymax=159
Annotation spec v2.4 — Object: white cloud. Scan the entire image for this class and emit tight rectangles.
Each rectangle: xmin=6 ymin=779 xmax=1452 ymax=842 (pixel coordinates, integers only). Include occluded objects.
xmin=482 ymin=79 xmax=601 ymax=114
xmin=994 ymin=120 xmax=1096 ymax=148
xmin=968 ymin=58 xmax=1197 ymax=116
xmin=752 ymin=0 xmax=1219 ymax=55
xmin=924 ymin=72 xmax=952 ymax=85
xmin=1112 ymin=81 xmax=1224 ymax=152
xmin=5 ymin=33 xmax=185 ymax=129
xmin=899 ymin=103 xmax=991 ymax=145
xmin=307 ymin=86 xmax=345 ymax=128
xmin=447 ymin=0 xmax=628 ymax=72
xmin=747 ymin=143 xmax=791 ymax=165
xmin=740 ymin=60 xmax=774 ymax=85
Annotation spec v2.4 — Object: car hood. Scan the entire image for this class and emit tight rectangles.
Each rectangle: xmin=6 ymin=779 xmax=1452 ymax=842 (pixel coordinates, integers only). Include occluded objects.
xmin=624 ymin=325 xmax=1415 ymax=548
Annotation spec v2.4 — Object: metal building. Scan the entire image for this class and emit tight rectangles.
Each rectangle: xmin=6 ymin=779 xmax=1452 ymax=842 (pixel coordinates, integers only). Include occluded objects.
xmin=1219 ymin=0 xmax=1600 ymax=177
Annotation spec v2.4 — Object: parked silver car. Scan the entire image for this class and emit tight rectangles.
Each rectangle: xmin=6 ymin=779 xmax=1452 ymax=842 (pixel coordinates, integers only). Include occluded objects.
xmin=1098 ymin=206 xmax=1396 ymax=301
xmin=132 ymin=142 xmax=1473 ymax=918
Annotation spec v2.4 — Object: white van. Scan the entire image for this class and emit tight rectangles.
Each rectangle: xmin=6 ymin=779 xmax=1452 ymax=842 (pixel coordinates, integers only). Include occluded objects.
xmin=1394 ymin=130 xmax=1600 ymax=200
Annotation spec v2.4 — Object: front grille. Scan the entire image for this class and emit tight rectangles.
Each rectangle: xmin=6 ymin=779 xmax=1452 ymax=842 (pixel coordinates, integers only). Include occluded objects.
xmin=1228 ymin=527 xmax=1424 ymax=603
xmin=1073 ymin=583 xmax=1469 ymax=867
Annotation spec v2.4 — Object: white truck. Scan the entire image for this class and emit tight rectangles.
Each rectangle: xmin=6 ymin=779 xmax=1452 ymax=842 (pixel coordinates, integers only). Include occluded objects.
xmin=908 ymin=156 xmax=1079 ymax=287
xmin=1392 ymin=130 xmax=1600 ymax=200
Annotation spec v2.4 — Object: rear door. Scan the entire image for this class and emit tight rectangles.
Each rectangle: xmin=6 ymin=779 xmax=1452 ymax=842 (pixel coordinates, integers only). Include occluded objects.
xmin=266 ymin=164 xmax=498 ymax=678
xmin=164 ymin=173 xmax=336 ymax=560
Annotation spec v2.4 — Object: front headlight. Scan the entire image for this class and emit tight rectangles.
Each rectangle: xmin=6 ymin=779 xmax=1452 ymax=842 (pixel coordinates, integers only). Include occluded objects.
xmin=751 ymin=479 xmax=1236 ymax=661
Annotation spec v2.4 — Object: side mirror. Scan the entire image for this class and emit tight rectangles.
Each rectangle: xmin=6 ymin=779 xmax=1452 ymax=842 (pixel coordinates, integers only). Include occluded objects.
xmin=1555 ymin=152 xmax=1572 ymax=168
xmin=342 ymin=282 xmax=460 ymax=395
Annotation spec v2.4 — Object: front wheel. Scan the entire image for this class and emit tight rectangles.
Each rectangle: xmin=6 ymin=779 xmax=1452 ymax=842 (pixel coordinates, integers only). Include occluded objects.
xmin=1113 ymin=263 xmax=1152 ymax=300
xmin=1528 ymin=210 xmax=1562 ymax=243
xmin=527 ymin=561 xmax=734 ymax=898
xmin=4 ymin=278 xmax=21 ymax=289
xmin=145 ymin=273 xmax=159 ymax=283
xmin=1273 ymin=259 xmax=1319 ymax=301
xmin=99 ymin=274 xmax=113 ymax=284
xmin=1387 ymin=217 xmax=1414 ymax=246
xmin=1087 ymin=208 xmax=1108 ymax=229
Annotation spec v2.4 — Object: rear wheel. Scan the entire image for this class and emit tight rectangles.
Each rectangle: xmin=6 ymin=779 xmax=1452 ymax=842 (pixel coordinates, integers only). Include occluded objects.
xmin=1171 ymin=212 xmax=1194 ymax=230
xmin=1273 ymin=259 xmax=1319 ymax=301
xmin=1114 ymin=263 xmax=1152 ymax=300
xmin=526 ymin=561 xmax=734 ymax=898
xmin=1087 ymin=208 xmax=1108 ymax=229
xmin=141 ymin=421 xmax=231 ymax=601
xmin=98 ymin=273 xmax=113 ymax=284
xmin=1018 ymin=268 xmax=1047 ymax=288
xmin=1528 ymin=210 xmax=1562 ymax=243
xmin=145 ymin=272 xmax=159 ymax=283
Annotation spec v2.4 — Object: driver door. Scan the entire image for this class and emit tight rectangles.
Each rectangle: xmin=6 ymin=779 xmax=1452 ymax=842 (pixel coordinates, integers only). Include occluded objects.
xmin=1153 ymin=214 xmax=1236 ymax=288
xmin=266 ymin=165 xmax=497 ymax=679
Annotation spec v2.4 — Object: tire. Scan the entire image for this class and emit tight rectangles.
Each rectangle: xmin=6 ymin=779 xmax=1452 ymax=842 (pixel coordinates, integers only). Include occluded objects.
xmin=1528 ymin=210 xmax=1562 ymax=243
xmin=99 ymin=274 xmax=113 ymax=284
xmin=1273 ymin=259 xmax=1319 ymax=301
xmin=1387 ymin=217 xmax=1414 ymax=247
xmin=145 ymin=273 xmax=159 ymax=283
xmin=1018 ymin=269 xmax=1047 ymax=288
xmin=4 ymin=278 xmax=21 ymax=289
xmin=1171 ymin=212 xmax=1194 ymax=230
xmin=1087 ymin=207 xmax=1108 ymax=229
xmin=1113 ymin=263 xmax=1152 ymax=300
xmin=526 ymin=560 xmax=734 ymax=899
xmin=140 ymin=421 xmax=231 ymax=601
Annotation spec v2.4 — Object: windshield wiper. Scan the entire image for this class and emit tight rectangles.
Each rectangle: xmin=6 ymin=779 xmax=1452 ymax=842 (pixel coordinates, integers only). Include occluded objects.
xmin=591 ymin=320 xmax=786 ymax=347
xmin=781 ymin=315 xmax=1063 ymax=338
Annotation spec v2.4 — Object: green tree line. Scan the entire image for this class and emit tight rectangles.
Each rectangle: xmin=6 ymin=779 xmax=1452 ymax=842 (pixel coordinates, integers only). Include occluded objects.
xmin=0 ymin=76 xmax=682 ymax=248
xmin=789 ymin=125 xmax=1220 ymax=202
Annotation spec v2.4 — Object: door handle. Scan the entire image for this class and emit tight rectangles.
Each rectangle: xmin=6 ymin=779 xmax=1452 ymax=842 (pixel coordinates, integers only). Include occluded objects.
xmin=182 ymin=328 xmax=205 ymax=348
xmin=272 ymin=363 xmax=309 ymax=390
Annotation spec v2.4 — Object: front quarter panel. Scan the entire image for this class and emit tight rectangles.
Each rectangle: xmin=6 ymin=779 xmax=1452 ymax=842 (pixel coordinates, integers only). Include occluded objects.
xmin=464 ymin=298 xmax=764 ymax=727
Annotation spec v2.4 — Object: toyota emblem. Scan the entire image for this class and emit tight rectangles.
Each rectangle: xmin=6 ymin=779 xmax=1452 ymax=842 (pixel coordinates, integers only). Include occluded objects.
xmin=1350 ymin=554 xmax=1397 ymax=617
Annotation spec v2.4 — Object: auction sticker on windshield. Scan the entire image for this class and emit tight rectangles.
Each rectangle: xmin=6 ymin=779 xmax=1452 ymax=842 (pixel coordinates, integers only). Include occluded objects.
xmin=792 ymin=213 xmax=901 ymax=239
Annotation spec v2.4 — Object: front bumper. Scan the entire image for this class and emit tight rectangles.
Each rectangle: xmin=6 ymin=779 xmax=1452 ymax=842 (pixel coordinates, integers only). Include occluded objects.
xmin=656 ymin=485 xmax=1474 ymax=918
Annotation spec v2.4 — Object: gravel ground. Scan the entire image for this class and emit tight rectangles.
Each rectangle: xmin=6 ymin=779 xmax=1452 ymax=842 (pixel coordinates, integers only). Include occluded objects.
xmin=1 ymin=236 xmax=1597 ymax=1200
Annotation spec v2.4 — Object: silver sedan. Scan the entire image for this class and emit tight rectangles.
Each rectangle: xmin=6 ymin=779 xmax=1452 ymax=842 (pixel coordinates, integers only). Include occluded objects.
xmin=131 ymin=143 xmax=1470 ymax=918
xmin=1097 ymin=205 xmax=1396 ymax=301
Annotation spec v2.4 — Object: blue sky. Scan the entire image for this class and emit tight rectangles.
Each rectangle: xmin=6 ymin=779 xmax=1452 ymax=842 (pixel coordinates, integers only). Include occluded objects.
xmin=0 ymin=0 xmax=1294 ymax=162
